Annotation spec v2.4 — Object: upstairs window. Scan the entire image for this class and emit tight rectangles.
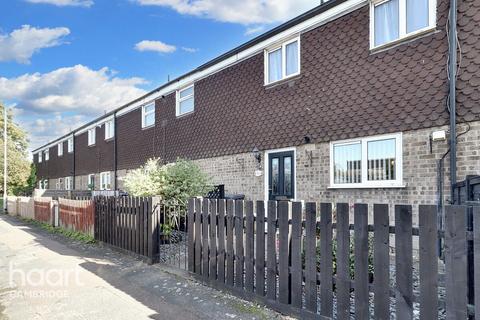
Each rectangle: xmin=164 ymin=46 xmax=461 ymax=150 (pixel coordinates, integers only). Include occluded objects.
xmin=265 ymin=37 xmax=300 ymax=85
xmin=176 ymin=85 xmax=194 ymax=116
xmin=88 ymin=128 xmax=96 ymax=146
xmin=330 ymin=133 xmax=403 ymax=188
xmin=58 ymin=142 xmax=63 ymax=156
xmin=44 ymin=149 xmax=49 ymax=161
xmin=105 ymin=120 xmax=114 ymax=140
xmin=100 ymin=171 xmax=111 ymax=190
xmin=142 ymin=103 xmax=155 ymax=128
xmin=371 ymin=0 xmax=436 ymax=48
xmin=68 ymin=137 xmax=74 ymax=153
xmin=38 ymin=152 xmax=42 ymax=163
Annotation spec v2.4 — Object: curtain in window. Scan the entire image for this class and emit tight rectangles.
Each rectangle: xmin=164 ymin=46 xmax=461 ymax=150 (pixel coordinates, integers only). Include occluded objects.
xmin=285 ymin=41 xmax=298 ymax=76
xmin=374 ymin=0 xmax=399 ymax=47
xmin=333 ymin=143 xmax=362 ymax=184
xmin=268 ymin=48 xmax=282 ymax=83
xmin=406 ymin=0 xmax=429 ymax=33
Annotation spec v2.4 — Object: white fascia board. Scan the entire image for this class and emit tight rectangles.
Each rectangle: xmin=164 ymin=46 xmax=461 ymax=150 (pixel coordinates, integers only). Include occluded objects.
xmin=116 ymin=0 xmax=367 ymax=117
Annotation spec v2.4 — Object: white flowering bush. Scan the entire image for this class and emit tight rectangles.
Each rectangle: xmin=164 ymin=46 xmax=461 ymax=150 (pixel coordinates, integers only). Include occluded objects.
xmin=122 ymin=158 xmax=212 ymax=206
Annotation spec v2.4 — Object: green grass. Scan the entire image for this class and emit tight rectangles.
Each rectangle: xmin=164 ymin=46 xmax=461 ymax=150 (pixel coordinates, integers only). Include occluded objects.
xmin=20 ymin=217 xmax=96 ymax=244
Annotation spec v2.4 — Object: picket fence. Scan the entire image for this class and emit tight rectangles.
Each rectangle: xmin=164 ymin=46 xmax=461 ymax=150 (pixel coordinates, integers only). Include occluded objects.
xmin=187 ymin=198 xmax=479 ymax=320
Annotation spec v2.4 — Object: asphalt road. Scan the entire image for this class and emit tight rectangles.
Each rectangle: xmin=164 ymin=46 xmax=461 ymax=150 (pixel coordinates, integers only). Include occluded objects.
xmin=0 ymin=214 xmax=287 ymax=320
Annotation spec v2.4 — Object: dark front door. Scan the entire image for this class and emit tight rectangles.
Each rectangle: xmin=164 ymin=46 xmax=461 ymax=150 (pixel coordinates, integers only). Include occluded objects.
xmin=268 ymin=151 xmax=295 ymax=201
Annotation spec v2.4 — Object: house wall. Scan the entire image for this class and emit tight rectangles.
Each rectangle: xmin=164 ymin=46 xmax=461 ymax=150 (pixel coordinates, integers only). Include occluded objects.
xmin=75 ymin=124 xmax=114 ymax=176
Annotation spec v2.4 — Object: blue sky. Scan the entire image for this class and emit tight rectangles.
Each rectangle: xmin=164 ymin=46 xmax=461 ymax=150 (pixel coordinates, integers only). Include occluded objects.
xmin=0 ymin=0 xmax=319 ymax=152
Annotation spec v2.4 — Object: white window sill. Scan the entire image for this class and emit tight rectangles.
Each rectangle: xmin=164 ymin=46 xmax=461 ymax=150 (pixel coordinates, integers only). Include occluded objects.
xmin=176 ymin=110 xmax=194 ymax=118
xmin=141 ymin=124 xmax=155 ymax=130
xmin=264 ymin=72 xmax=300 ymax=87
xmin=370 ymin=26 xmax=436 ymax=52
xmin=328 ymin=184 xmax=406 ymax=189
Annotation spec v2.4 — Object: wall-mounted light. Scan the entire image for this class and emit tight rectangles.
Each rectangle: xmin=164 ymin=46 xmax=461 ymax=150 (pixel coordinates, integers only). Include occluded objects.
xmin=252 ymin=146 xmax=261 ymax=165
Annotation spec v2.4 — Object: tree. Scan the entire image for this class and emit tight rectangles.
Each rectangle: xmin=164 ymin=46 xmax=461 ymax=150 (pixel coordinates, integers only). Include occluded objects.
xmin=0 ymin=103 xmax=31 ymax=195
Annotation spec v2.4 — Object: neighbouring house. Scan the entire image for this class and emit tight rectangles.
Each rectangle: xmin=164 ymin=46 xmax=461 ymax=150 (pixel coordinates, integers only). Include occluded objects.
xmin=32 ymin=0 xmax=480 ymax=212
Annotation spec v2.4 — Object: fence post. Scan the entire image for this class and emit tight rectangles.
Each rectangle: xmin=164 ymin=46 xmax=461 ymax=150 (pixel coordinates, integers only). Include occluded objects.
xmin=187 ymin=198 xmax=195 ymax=272
xmin=147 ymin=197 xmax=155 ymax=265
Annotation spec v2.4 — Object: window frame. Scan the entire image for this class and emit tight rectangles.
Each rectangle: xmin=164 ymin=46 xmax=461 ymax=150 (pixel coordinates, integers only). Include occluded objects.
xmin=67 ymin=138 xmax=74 ymax=153
xmin=65 ymin=176 xmax=73 ymax=190
xmin=100 ymin=171 xmax=111 ymax=191
xmin=264 ymin=36 xmax=301 ymax=86
xmin=329 ymin=133 xmax=403 ymax=188
xmin=88 ymin=128 xmax=96 ymax=146
xmin=370 ymin=0 xmax=437 ymax=50
xmin=58 ymin=142 xmax=63 ymax=156
xmin=176 ymin=84 xmax=195 ymax=117
xmin=141 ymin=103 xmax=155 ymax=128
xmin=105 ymin=120 xmax=114 ymax=140
xmin=88 ymin=174 xmax=95 ymax=190
xmin=38 ymin=152 xmax=42 ymax=163
xmin=44 ymin=149 xmax=49 ymax=161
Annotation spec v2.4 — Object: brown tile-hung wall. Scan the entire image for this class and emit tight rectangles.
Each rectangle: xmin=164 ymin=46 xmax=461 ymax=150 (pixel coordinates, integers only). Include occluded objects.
xmin=35 ymin=141 xmax=74 ymax=180
xmin=75 ymin=124 xmax=114 ymax=176
xmin=115 ymin=0 xmax=479 ymax=170
xmin=35 ymin=0 xmax=480 ymax=179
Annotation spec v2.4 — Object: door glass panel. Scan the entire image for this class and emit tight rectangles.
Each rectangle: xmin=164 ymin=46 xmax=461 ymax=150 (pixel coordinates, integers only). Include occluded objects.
xmin=271 ymin=158 xmax=279 ymax=194
xmin=284 ymin=156 xmax=292 ymax=195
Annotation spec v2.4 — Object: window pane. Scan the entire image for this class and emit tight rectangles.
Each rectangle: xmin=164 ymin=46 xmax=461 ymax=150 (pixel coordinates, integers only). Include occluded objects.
xmin=334 ymin=143 xmax=361 ymax=184
xmin=406 ymin=0 xmax=429 ymax=33
xmin=271 ymin=158 xmax=279 ymax=194
xmin=179 ymin=97 xmax=194 ymax=115
xmin=268 ymin=48 xmax=282 ymax=83
xmin=180 ymin=86 xmax=194 ymax=99
xmin=144 ymin=113 xmax=155 ymax=126
xmin=374 ymin=0 xmax=399 ymax=47
xmin=144 ymin=104 xmax=154 ymax=114
xmin=367 ymin=138 xmax=396 ymax=181
xmin=285 ymin=41 xmax=299 ymax=76
xmin=284 ymin=156 xmax=292 ymax=195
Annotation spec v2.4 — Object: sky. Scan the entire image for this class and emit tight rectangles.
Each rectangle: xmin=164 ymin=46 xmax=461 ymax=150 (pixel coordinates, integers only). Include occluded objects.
xmin=0 ymin=0 xmax=321 ymax=153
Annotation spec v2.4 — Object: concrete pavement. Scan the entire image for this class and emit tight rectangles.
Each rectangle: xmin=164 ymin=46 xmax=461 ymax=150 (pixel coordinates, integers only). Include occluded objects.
xmin=0 ymin=214 xmax=288 ymax=320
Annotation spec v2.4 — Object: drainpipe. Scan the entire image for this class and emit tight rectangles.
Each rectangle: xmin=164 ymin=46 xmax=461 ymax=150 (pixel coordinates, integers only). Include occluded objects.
xmin=449 ymin=0 xmax=457 ymax=201
xmin=113 ymin=112 xmax=118 ymax=191
xmin=72 ymin=134 xmax=76 ymax=190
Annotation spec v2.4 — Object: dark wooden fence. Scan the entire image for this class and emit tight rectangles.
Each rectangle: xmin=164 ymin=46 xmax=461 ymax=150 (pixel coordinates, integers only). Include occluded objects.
xmin=94 ymin=196 xmax=161 ymax=264
xmin=187 ymin=198 xmax=479 ymax=320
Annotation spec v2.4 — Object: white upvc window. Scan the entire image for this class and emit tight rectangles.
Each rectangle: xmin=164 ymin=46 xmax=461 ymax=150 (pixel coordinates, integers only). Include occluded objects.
xmin=370 ymin=0 xmax=436 ymax=49
xmin=65 ymin=176 xmax=73 ymax=190
xmin=105 ymin=120 xmax=114 ymax=140
xmin=176 ymin=85 xmax=194 ymax=116
xmin=57 ymin=178 xmax=63 ymax=190
xmin=100 ymin=171 xmax=111 ymax=190
xmin=88 ymin=174 xmax=95 ymax=190
xmin=38 ymin=152 xmax=42 ymax=163
xmin=264 ymin=37 xmax=300 ymax=85
xmin=88 ymin=128 xmax=96 ymax=146
xmin=142 ymin=103 xmax=155 ymax=128
xmin=329 ymin=133 xmax=403 ymax=188
xmin=58 ymin=142 xmax=63 ymax=156
xmin=68 ymin=137 xmax=74 ymax=153
xmin=44 ymin=149 xmax=49 ymax=161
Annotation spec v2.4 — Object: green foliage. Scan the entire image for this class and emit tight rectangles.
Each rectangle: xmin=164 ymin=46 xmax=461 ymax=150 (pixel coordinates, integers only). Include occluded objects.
xmin=0 ymin=104 xmax=31 ymax=195
xmin=21 ymin=217 xmax=96 ymax=244
xmin=12 ymin=163 xmax=36 ymax=196
xmin=123 ymin=158 xmax=212 ymax=206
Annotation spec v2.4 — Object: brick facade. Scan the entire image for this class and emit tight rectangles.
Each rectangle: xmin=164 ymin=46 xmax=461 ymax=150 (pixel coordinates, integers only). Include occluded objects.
xmin=34 ymin=0 xmax=480 ymax=202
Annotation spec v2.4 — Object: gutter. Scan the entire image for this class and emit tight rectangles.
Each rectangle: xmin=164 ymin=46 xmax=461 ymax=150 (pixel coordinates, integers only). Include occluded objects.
xmin=449 ymin=0 xmax=457 ymax=201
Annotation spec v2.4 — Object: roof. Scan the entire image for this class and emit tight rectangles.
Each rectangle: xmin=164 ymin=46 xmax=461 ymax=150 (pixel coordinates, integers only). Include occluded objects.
xmin=32 ymin=0 xmax=349 ymax=153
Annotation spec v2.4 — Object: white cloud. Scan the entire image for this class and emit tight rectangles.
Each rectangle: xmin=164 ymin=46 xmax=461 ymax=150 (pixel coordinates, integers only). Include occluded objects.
xmin=244 ymin=25 xmax=265 ymax=36
xmin=135 ymin=0 xmax=319 ymax=25
xmin=0 ymin=64 xmax=147 ymax=116
xmin=181 ymin=47 xmax=198 ymax=53
xmin=25 ymin=0 xmax=94 ymax=7
xmin=135 ymin=40 xmax=177 ymax=53
xmin=0 ymin=25 xmax=70 ymax=64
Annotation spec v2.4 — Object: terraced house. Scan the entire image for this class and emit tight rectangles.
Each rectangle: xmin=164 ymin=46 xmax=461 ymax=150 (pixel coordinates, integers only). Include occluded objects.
xmin=33 ymin=0 xmax=480 ymax=208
